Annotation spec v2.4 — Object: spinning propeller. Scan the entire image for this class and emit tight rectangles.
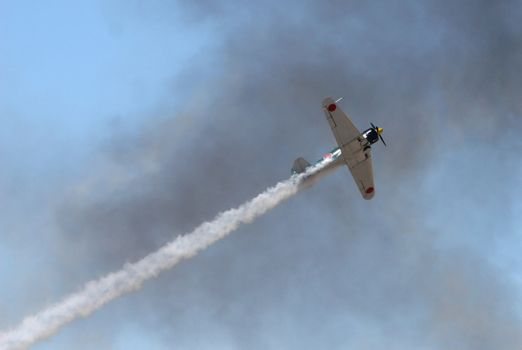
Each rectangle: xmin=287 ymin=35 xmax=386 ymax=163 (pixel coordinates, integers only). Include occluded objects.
xmin=370 ymin=122 xmax=386 ymax=147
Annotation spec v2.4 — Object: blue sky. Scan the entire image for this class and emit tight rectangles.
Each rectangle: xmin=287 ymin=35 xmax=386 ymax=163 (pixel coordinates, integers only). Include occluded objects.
xmin=1 ymin=1 xmax=522 ymax=349
xmin=0 ymin=0 xmax=216 ymax=180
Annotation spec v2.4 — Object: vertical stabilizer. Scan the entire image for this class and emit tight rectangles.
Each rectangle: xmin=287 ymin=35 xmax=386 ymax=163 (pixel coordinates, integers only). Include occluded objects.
xmin=292 ymin=157 xmax=311 ymax=174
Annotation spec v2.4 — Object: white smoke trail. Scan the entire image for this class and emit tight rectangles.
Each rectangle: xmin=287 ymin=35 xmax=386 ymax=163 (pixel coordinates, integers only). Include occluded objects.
xmin=0 ymin=162 xmax=328 ymax=350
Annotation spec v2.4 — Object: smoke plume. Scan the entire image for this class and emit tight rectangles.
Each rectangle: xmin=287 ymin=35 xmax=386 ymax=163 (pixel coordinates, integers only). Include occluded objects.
xmin=0 ymin=163 xmax=327 ymax=350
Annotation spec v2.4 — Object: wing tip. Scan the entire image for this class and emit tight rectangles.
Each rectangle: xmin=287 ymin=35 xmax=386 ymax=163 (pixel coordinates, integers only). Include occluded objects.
xmin=322 ymin=97 xmax=335 ymax=108
xmin=362 ymin=186 xmax=375 ymax=200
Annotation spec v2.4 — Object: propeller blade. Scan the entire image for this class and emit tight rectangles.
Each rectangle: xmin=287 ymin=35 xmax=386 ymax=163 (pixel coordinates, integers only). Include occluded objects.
xmin=379 ymin=134 xmax=387 ymax=147
xmin=370 ymin=122 xmax=386 ymax=147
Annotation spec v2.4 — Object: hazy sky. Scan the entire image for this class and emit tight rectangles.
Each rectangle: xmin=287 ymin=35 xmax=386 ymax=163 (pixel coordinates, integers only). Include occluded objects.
xmin=1 ymin=0 xmax=522 ymax=349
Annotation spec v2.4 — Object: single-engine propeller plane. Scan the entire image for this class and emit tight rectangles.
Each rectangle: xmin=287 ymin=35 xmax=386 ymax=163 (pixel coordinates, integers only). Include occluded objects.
xmin=292 ymin=97 xmax=385 ymax=200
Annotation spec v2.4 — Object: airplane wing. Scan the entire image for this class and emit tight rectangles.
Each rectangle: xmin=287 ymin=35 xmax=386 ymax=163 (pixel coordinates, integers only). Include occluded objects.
xmin=348 ymin=152 xmax=375 ymax=200
xmin=322 ymin=97 xmax=375 ymax=200
xmin=322 ymin=97 xmax=360 ymax=147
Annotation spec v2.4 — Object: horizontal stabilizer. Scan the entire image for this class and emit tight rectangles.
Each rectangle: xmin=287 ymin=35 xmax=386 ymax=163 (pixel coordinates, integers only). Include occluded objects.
xmin=292 ymin=157 xmax=311 ymax=174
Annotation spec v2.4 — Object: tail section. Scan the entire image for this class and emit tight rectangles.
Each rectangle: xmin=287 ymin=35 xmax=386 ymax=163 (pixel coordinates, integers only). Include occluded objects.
xmin=292 ymin=157 xmax=311 ymax=174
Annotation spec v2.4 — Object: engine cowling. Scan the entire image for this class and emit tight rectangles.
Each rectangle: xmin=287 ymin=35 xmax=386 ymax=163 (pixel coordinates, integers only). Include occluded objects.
xmin=362 ymin=128 xmax=379 ymax=144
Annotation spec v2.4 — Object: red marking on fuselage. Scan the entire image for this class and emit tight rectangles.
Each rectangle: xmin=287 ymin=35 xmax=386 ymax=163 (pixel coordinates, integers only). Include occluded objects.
xmin=365 ymin=187 xmax=374 ymax=194
xmin=327 ymin=103 xmax=337 ymax=112
xmin=323 ymin=153 xmax=333 ymax=160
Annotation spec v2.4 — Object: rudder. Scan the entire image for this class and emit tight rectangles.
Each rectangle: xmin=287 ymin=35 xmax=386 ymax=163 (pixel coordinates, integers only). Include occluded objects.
xmin=292 ymin=157 xmax=311 ymax=174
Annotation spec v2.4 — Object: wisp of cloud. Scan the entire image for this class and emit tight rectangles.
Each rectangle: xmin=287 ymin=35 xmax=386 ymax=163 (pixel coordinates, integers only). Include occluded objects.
xmin=0 ymin=162 xmax=329 ymax=350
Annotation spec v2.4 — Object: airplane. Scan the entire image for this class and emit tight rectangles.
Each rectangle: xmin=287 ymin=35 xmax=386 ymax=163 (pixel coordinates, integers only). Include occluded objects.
xmin=292 ymin=97 xmax=385 ymax=200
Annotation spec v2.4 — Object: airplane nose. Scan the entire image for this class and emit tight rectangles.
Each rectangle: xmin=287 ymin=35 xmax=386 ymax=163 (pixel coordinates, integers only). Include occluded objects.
xmin=377 ymin=127 xmax=383 ymax=135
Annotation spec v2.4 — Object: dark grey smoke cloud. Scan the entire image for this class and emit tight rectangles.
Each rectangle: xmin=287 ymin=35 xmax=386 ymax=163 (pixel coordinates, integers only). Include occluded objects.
xmin=53 ymin=0 xmax=522 ymax=348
